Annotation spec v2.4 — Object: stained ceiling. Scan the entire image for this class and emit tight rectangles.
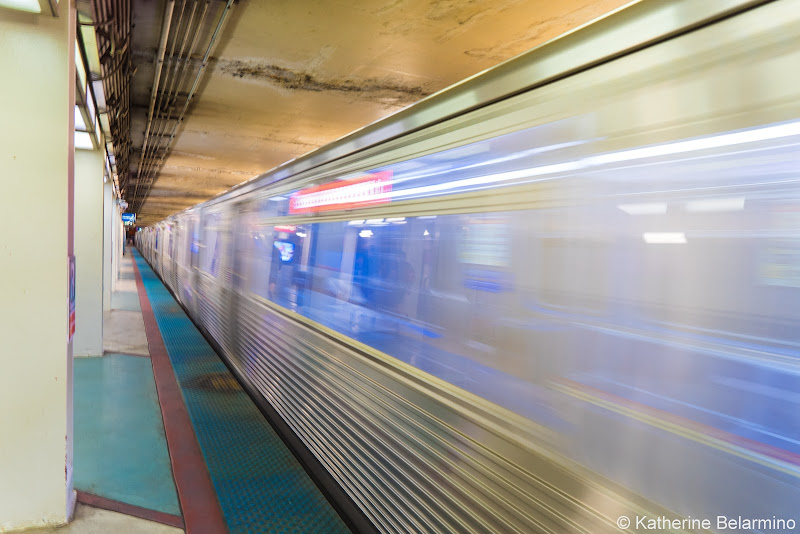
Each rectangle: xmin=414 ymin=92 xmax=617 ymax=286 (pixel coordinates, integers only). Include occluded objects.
xmin=108 ymin=0 xmax=630 ymax=226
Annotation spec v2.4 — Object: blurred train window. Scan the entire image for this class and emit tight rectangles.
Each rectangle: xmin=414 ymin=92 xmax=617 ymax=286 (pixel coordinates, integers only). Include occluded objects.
xmin=232 ymin=119 xmax=800 ymax=427
xmin=267 ymin=224 xmax=305 ymax=309
xmin=162 ymin=229 xmax=170 ymax=258
xmin=199 ymin=211 xmax=222 ymax=277
xmin=177 ymin=221 xmax=190 ymax=268
xmin=167 ymin=226 xmax=175 ymax=259
xmin=538 ymin=238 xmax=608 ymax=313
xmin=238 ymin=211 xmax=273 ymax=298
xmin=249 ymin=212 xmax=542 ymax=412
xmin=759 ymin=201 xmax=800 ymax=288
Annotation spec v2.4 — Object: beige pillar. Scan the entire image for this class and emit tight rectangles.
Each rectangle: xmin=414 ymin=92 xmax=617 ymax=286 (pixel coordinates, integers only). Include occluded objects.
xmin=0 ymin=2 xmax=77 ymax=529
xmin=74 ymin=149 xmax=104 ymax=357
xmin=103 ymin=182 xmax=113 ymax=312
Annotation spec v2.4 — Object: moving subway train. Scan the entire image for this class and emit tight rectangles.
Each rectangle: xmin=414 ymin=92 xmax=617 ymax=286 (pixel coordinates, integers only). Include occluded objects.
xmin=138 ymin=1 xmax=800 ymax=532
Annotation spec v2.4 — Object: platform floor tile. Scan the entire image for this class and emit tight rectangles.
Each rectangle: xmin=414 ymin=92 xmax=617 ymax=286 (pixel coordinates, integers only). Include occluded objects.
xmin=25 ymin=503 xmax=183 ymax=534
xmin=133 ymin=250 xmax=350 ymax=534
xmin=74 ymin=353 xmax=181 ymax=516
xmin=111 ymin=289 xmax=142 ymax=311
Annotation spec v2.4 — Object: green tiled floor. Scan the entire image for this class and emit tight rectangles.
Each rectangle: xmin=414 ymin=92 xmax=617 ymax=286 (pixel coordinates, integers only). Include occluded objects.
xmin=74 ymin=353 xmax=180 ymax=516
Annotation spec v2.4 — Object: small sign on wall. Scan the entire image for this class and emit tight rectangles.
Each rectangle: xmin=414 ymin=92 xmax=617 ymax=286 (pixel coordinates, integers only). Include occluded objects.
xmin=68 ymin=256 xmax=75 ymax=341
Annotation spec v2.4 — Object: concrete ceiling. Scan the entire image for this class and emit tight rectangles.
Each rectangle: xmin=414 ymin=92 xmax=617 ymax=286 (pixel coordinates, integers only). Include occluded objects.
xmin=127 ymin=0 xmax=629 ymax=226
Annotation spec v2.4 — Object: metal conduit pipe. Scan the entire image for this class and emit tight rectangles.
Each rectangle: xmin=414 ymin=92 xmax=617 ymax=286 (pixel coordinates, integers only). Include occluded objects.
xmin=135 ymin=0 xmax=212 ymax=212
xmin=142 ymin=1 xmax=208 ymax=178
xmin=156 ymin=0 xmax=198 ymax=119
xmin=137 ymin=0 xmax=228 ymax=211
xmin=159 ymin=2 xmax=202 ymax=127
xmin=137 ymin=0 xmax=235 ymax=212
xmin=183 ymin=0 xmax=234 ymax=120
xmin=157 ymin=0 xmax=187 ymax=111
xmin=134 ymin=0 xmax=176 ymax=202
xmin=136 ymin=0 xmax=197 ymax=207
xmin=138 ymin=0 xmax=206 ymax=188
xmin=139 ymin=0 xmax=188 ymax=185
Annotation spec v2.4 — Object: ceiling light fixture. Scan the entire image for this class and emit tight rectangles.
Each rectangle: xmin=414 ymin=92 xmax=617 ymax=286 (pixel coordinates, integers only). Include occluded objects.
xmin=0 ymin=0 xmax=42 ymax=14
xmin=643 ymin=232 xmax=687 ymax=244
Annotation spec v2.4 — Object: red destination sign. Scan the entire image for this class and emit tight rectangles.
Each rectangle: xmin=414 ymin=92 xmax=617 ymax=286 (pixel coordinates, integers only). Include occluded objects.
xmin=289 ymin=171 xmax=392 ymax=214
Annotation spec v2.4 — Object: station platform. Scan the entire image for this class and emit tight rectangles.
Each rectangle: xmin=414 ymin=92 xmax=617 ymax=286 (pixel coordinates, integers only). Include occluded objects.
xmin=61 ymin=249 xmax=352 ymax=533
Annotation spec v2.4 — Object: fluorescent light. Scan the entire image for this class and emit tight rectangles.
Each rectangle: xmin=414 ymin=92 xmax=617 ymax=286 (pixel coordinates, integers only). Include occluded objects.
xmin=618 ymin=203 xmax=667 ymax=215
xmin=387 ymin=121 xmax=800 ymax=203
xmin=0 ymin=0 xmax=42 ymax=13
xmin=423 ymin=230 xmax=430 ymax=236
xmin=348 ymin=220 xmax=365 ymax=226
xmin=74 ymin=106 xmax=86 ymax=131
xmin=592 ymin=121 xmax=800 ymax=166
xmin=389 ymin=161 xmax=582 ymax=201
xmin=86 ymin=88 xmax=96 ymax=125
xmin=296 ymin=231 xmax=307 ymax=237
xmin=685 ymin=197 xmax=745 ymax=213
xmin=359 ymin=230 xmax=373 ymax=238
xmin=643 ymin=232 xmax=686 ymax=244
xmin=385 ymin=217 xmax=406 ymax=223
xmin=75 ymin=42 xmax=86 ymax=87
xmin=74 ymin=131 xmax=93 ymax=150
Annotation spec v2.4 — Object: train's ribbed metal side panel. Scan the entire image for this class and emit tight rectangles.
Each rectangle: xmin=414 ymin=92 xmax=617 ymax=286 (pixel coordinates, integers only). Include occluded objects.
xmin=228 ymin=296 xmax=628 ymax=533
xmin=195 ymin=274 xmax=233 ymax=355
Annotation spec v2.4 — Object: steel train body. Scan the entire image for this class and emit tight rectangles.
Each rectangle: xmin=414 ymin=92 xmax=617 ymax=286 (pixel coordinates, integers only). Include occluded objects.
xmin=138 ymin=1 xmax=800 ymax=531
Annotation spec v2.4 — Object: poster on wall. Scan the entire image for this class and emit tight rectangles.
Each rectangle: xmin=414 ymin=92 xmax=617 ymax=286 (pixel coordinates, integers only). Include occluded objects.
xmin=68 ymin=256 xmax=75 ymax=342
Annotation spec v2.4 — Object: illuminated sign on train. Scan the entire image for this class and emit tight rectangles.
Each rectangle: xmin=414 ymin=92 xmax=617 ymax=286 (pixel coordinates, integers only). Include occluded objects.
xmin=289 ymin=171 xmax=392 ymax=214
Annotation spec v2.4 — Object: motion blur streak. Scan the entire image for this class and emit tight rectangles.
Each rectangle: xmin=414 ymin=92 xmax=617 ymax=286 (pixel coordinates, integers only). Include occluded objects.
xmin=139 ymin=1 xmax=800 ymax=532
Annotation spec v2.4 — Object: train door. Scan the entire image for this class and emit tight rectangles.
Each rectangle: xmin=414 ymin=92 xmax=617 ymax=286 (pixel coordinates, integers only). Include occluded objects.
xmin=170 ymin=221 xmax=179 ymax=291
xmin=228 ymin=199 xmax=251 ymax=368
xmin=183 ymin=210 xmax=200 ymax=318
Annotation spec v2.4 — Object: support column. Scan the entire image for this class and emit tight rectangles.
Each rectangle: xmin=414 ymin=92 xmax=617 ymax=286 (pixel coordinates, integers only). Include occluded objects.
xmin=0 ymin=2 xmax=77 ymax=530
xmin=112 ymin=202 xmax=122 ymax=290
xmin=111 ymin=203 xmax=118 ymax=293
xmin=103 ymin=182 xmax=113 ymax=312
xmin=74 ymin=149 xmax=104 ymax=357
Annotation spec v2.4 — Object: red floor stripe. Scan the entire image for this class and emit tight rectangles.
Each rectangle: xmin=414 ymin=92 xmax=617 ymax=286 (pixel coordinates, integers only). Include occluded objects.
xmin=76 ymin=490 xmax=184 ymax=529
xmin=131 ymin=255 xmax=229 ymax=534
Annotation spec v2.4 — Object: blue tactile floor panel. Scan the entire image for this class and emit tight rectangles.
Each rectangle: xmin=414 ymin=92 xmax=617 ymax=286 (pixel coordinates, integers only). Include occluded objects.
xmin=74 ymin=353 xmax=181 ymax=515
xmin=132 ymin=250 xmax=350 ymax=534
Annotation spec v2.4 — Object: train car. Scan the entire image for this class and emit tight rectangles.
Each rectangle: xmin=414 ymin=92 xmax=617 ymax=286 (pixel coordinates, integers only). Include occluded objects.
xmin=138 ymin=0 xmax=800 ymax=531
